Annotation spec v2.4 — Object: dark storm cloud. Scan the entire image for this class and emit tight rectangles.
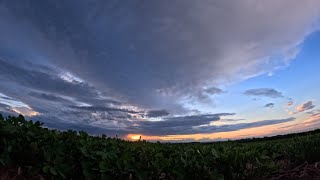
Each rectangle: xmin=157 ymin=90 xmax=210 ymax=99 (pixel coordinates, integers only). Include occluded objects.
xmin=263 ymin=103 xmax=274 ymax=108
xmin=132 ymin=113 xmax=228 ymax=135
xmin=139 ymin=113 xmax=233 ymax=128
xmin=70 ymin=105 xmax=140 ymax=114
xmin=131 ymin=116 xmax=294 ymax=136
xmin=0 ymin=103 xmax=10 ymax=111
xmin=146 ymin=110 xmax=170 ymax=118
xmin=244 ymin=88 xmax=284 ymax=98
xmin=0 ymin=60 xmax=100 ymax=100
xmin=0 ymin=0 xmax=319 ymax=110
xmin=0 ymin=0 xmax=319 ymax=138
xmin=29 ymin=92 xmax=70 ymax=103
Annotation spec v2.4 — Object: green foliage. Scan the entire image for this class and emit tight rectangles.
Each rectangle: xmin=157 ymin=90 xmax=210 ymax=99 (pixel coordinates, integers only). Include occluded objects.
xmin=1 ymin=114 xmax=320 ymax=179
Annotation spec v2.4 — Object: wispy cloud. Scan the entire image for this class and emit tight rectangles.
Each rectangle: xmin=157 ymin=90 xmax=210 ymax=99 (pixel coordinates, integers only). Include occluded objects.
xmin=287 ymin=101 xmax=294 ymax=106
xmin=263 ymin=103 xmax=275 ymax=108
xmin=244 ymin=88 xmax=284 ymax=98
xmin=290 ymin=101 xmax=315 ymax=114
xmin=296 ymin=101 xmax=315 ymax=113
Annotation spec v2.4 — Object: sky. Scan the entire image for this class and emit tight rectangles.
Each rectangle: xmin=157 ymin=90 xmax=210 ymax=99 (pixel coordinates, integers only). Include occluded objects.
xmin=0 ymin=0 xmax=320 ymax=142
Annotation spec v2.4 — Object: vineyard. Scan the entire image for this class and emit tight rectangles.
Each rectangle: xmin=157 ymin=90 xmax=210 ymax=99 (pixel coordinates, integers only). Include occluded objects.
xmin=1 ymin=114 xmax=320 ymax=179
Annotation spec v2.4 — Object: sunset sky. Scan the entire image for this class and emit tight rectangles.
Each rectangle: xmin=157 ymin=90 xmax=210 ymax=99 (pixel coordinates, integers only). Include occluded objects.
xmin=0 ymin=1 xmax=320 ymax=142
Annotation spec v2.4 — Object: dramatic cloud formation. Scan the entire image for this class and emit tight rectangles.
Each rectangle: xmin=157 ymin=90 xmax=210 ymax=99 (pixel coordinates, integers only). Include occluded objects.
xmin=244 ymin=88 xmax=284 ymax=98
xmin=0 ymin=0 xmax=319 ymax=140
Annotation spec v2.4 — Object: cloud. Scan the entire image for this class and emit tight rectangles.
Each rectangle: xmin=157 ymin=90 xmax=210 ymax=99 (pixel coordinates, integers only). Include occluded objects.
xmin=29 ymin=92 xmax=71 ymax=103
xmin=204 ymin=87 xmax=225 ymax=95
xmin=305 ymin=109 xmax=320 ymax=121
xmin=11 ymin=107 xmax=40 ymax=117
xmin=146 ymin=110 xmax=170 ymax=118
xmin=70 ymin=105 xmax=140 ymax=114
xmin=191 ymin=117 xmax=295 ymax=134
xmin=287 ymin=101 xmax=294 ymax=106
xmin=296 ymin=101 xmax=315 ymax=112
xmin=288 ymin=109 xmax=320 ymax=130
xmin=263 ymin=103 xmax=274 ymax=108
xmin=131 ymin=116 xmax=294 ymax=136
xmin=0 ymin=103 xmax=11 ymax=112
xmin=309 ymin=113 xmax=320 ymax=119
xmin=0 ymin=60 xmax=102 ymax=102
xmin=307 ymin=109 xmax=320 ymax=115
xmin=0 ymin=92 xmax=30 ymax=108
xmin=244 ymin=88 xmax=284 ymax=98
xmin=0 ymin=1 xmax=319 ymax=110
xmin=0 ymin=1 xmax=319 ymax=138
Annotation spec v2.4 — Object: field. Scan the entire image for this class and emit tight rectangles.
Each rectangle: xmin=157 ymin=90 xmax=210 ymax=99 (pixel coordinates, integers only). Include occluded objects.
xmin=1 ymin=114 xmax=320 ymax=179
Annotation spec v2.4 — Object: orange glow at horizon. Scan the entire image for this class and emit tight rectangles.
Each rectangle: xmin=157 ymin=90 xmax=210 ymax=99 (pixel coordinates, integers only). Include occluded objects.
xmin=126 ymin=125 xmax=280 ymax=141
xmin=128 ymin=134 xmax=142 ymax=140
xmin=125 ymin=118 xmax=320 ymax=142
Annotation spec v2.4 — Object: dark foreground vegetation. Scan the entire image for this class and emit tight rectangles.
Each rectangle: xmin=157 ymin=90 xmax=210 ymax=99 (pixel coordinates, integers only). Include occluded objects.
xmin=1 ymin=114 xmax=320 ymax=179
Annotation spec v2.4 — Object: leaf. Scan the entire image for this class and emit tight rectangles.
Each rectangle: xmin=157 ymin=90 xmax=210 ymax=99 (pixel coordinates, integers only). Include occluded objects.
xmin=42 ymin=165 xmax=50 ymax=173
xmin=99 ymin=161 xmax=109 ymax=172
xmin=50 ymin=167 xmax=58 ymax=176
xmin=211 ymin=148 xmax=219 ymax=158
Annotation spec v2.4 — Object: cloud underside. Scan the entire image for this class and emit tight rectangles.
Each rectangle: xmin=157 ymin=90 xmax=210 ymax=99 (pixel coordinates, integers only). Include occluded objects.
xmin=0 ymin=0 xmax=319 ymax=137
xmin=31 ymin=113 xmax=295 ymax=137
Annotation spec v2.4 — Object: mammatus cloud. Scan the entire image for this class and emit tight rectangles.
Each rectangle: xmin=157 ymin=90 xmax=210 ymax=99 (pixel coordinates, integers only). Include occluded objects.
xmin=263 ymin=103 xmax=274 ymax=108
xmin=244 ymin=88 xmax=284 ymax=98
